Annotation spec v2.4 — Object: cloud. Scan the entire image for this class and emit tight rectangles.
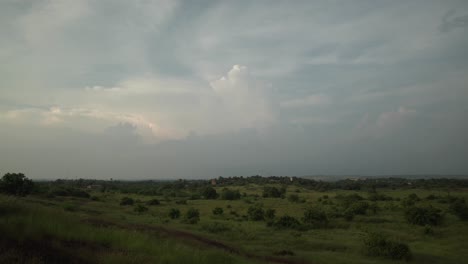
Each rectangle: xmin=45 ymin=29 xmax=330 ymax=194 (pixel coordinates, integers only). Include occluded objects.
xmin=280 ymin=94 xmax=331 ymax=108
xmin=209 ymin=65 xmax=275 ymax=132
xmin=440 ymin=10 xmax=468 ymax=33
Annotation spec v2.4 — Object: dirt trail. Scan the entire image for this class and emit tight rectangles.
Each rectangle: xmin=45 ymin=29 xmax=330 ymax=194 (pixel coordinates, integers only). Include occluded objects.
xmin=84 ymin=218 xmax=310 ymax=264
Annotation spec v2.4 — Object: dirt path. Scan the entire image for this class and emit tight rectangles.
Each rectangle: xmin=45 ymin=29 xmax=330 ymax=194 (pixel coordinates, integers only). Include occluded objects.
xmin=84 ymin=218 xmax=310 ymax=264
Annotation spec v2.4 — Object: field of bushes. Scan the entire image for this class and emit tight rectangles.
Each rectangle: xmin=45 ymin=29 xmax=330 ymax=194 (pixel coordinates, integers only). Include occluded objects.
xmin=1 ymin=174 xmax=468 ymax=263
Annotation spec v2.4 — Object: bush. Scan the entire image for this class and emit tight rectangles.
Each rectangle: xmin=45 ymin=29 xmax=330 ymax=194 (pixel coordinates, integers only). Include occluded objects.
xmin=0 ymin=173 xmax=34 ymax=196
xmin=262 ymin=187 xmax=282 ymax=198
xmin=201 ymin=222 xmax=231 ymax=233
xmin=146 ymin=199 xmax=160 ymax=205
xmin=265 ymin=209 xmax=276 ymax=220
xmin=404 ymin=206 xmax=443 ymax=226
xmin=120 ymin=197 xmax=134 ymax=206
xmin=175 ymin=199 xmax=187 ymax=205
xmin=221 ymin=188 xmax=241 ymax=200
xmin=212 ymin=207 xmax=224 ymax=215
xmin=449 ymin=198 xmax=468 ymax=221
xmin=302 ymin=208 xmax=328 ymax=228
xmin=247 ymin=205 xmax=265 ymax=221
xmin=185 ymin=208 xmax=200 ymax=224
xmin=363 ymin=233 xmax=412 ymax=260
xmin=288 ymin=194 xmax=300 ymax=203
xmin=168 ymin=208 xmax=180 ymax=219
xmin=202 ymin=186 xmax=218 ymax=199
xmin=134 ymin=204 xmax=148 ymax=213
xmin=346 ymin=201 xmax=369 ymax=215
xmin=273 ymin=215 xmax=301 ymax=229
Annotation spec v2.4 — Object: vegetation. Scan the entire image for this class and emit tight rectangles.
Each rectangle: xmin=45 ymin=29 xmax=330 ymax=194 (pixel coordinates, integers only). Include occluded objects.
xmin=1 ymin=174 xmax=468 ymax=263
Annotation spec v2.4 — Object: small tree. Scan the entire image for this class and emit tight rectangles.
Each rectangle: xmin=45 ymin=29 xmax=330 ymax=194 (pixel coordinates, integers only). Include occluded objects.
xmin=120 ymin=197 xmax=134 ymax=206
xmin=247 ymin=205 xmax=265 ymax=221
xmin=212 ymin=207 xmax=224 ymax=215
xmin=202 ymin=187 xmax=218 ymax=199
xmin=221 ymin=188 xmax=241 ymax=200
xmin=185 ymin=208 xmax=200 ymax=224
xmin=146 ymin=199 xmax=160 ymax=205
xmin=0 ymin=173 xmax=34 ymax=196
xmin=302 ymin=207 xmax=328 ymax=228
xmin=404 ymin=206 xmax=443 ymax=226
xmin=265 ymin=209 xmax=276 ymax=220
xmin=134 ymin=204 xmax=148 ymax=213
xmin=168 ymin=208 xmax=181 ymax=219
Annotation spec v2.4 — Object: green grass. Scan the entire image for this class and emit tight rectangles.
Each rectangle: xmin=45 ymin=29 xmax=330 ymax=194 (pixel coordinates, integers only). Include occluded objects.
xmin=2 ymin=184 xmax=468 ymax=263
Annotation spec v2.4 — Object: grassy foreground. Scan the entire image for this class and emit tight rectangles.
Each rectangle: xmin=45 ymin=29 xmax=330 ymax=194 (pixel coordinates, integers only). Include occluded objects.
xmin=1 ymin=177 xmax=468 ymax=264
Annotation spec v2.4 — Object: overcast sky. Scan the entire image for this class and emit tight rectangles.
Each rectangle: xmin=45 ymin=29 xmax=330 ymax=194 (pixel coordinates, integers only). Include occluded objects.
xmin=1 ymin=0 xmax=468 ymax=179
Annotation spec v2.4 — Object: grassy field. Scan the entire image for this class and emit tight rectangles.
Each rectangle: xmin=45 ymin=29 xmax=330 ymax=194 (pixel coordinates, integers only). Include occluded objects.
xmin=1 ymin=180 xmax=468 ymax=264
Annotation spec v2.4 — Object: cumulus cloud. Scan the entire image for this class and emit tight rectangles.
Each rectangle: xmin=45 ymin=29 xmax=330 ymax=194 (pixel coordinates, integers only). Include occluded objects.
xmin=209 ymin=65 xmax=275 ymax=132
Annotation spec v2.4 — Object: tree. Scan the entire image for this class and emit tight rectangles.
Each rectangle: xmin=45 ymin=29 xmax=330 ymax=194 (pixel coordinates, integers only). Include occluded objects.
xmin=202 ymin=186 xmax=218 ymax=199
xmin=247 ymin=205 xmax=265 ymax=221
xmin=404 ymin=206 xmax=443 ymax=226
xmin=220 ymin=188 xmax=241 ymax=200
xmin=212 ymin=207 xmax=224 ymax=215
xmin=168 ymin=208 xmax=181 ymax=219
xmin=120 ymin=197 xmax=134 ymax=206
xmin=0 ymin=173 xmax=34 ymax=196
xmin=302 ymin=207 xmax=328 ymax=228
xmin=185 ymin=208 xmax=200 ymax=224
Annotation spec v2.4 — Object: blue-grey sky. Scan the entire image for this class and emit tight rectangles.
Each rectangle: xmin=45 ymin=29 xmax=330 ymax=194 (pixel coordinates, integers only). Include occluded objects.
xmin=1 ymin=0 xmax=468 ymax=179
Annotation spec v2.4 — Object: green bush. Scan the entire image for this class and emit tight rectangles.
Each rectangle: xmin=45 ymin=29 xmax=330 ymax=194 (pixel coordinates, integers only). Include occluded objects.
xmin=288 ymin=194 xmax=300 ymax=203
xmin=220 ymin=188 xmax=241 ymax=200
xmin=302 ymin=207 xmax=328 ymax=228
xmin=146 ymin=199 xmax=160 ymax=205
xmin=449 ymin=198 xmax=468 ymax=221
xmin=273 ymin=215 xmax=301 ymax=230
xmin=168 ymin=208 xmax=180 ymax=219
xmin=404 ymin=206 xmax=443 ymax=226
xmin=185 ymin=208 xmax=200 ymax=224
xmin=201 ymin=222 xmax=231 ymax=233
xmin=247 ymin=205 xmax=265 ymax=221
xmin=134 ymin=204 xmax=148 ymax=213
xmin=265 ymin=208 xmax=276 ymax=220
xmin=212 ymin=207 xmax=224 ymax=215
xmin=363 ymin=233 xmax=412 ymax=260
xmin=201 ymin=186 xmax=218 ymax=199
xmin=120 ymin=197 xmax=134 ymax=206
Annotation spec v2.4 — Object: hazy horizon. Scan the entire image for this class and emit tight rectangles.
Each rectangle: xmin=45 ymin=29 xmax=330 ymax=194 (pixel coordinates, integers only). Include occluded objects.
xmin=1 ymin=1 xmax=468 ymax=179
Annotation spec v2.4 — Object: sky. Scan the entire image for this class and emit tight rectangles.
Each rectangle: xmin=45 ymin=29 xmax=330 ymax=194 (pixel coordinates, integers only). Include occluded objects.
xmin=1 ymin=0 xmax=468 ymax=180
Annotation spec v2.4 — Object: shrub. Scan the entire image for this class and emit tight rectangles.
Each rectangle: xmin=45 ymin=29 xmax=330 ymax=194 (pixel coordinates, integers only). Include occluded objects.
xmin=302 ymin=208 xmax=328 ymax=228
xmin=273 ymin=215 xmax=301 ymax=229
xmin=247 ymin=205 xmax=265 ymax=221
xmin=185 ymin=208 xmax=200 ymax=224
xmin=134 ymin=204 xmax=148 ymax=213
xmin=221 ymin=188 xmax=241 ymax=200
xmin=265 ymin=209 xmax=276 ymax=220
xmin=262 ymin=187 xmax=282 ymax=198
xmin=288 ymin=194 xmax=300 ymax=203
xmin=120 ymin=197 xmax=134 ymax=206
xmin=363 ymin=233 xmax=412 ymax=260
xmin=449 ymin=198 xmax=468 ymax=221
xmin=201 ymin=222 xmax=231 ymax=233
xmin=202 ymin=186 xmax=218 ymax=199
xmin=146 ymin=199 xmax=160 ymax=205
xmin=212 ymin=207 xmax=224 ymax=215
xmin=404 ymin=206 xmax=443 ymax=226
xmin=175 ymin=199 xmax=187 ymax=205
xmin=168 ymin=208 xmax=180 ymax=219
xmin=346 ymin=201 xmax=369 ymax=215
